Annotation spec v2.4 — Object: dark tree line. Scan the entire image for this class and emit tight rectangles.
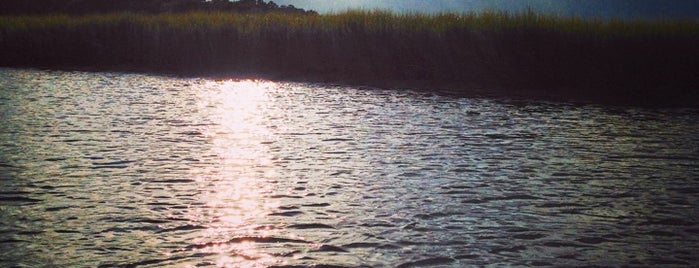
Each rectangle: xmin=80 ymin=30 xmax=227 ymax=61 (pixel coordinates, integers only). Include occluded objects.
xmin=0 ymin=0 xmax=316 ymax=15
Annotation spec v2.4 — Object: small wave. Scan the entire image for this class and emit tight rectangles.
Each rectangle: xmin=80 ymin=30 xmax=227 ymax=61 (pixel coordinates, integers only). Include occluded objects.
xmin=109 ymin=130 xmax=133 ymax=134
xmin=512 ymin=233 xmax=547 ymax=240
xmin=575 ymin=236 xmax=610 ymax=244
xmin=90 ymin=165 xmax=129 ymax=169
xmin=439 ymin=190 xmax=474 ymax=195
xmin=360 ymin=221 xmax=395 ymax=228
xmin=462 ymin=194 xmax=543 ymax=204
xmin=343 ymin=242 xmax=400 ymax=250
xmin=176 ymin=131 xmax=203 ymax=136
xmin=269 ymin=211 xmax=304 ymax=217
xmin=0 ymin=162 xmax=18 ymax=168
xmin=539 ymin=241 xmax=591 ymax=248
xmin=641 ymin=230 xmax=683 ymax=237
xmin=455 ymin=254 xmax=479 ymax=259
xmin=643 ymin=218 xmax=695 ymax=226
xmin=0 ymin=196 xmax=41 ymax=203
xmin=156 ymin=224 xmax=206 ymax=233
xmin=268 ymin=265 xmax=357 ymax=268
xmin=461 ymin=199 xmax=490 ymax=204
xmin=270 ymin=194 xmax=304 ymax=199
xmin=302 ymin=203 xmax=331 ymax=207
xmin=186 ymin=236 xmax=308 ymax=250
xmin=484 ymin=133 xmax=510 ymax=139
xmin=647 ymin=258 xmax=690 ymax=265
xmin=53 ymin=229 xmax=81 ymax=234
xmin=415 ymin=211 xmax=465 ymax=220
xmin=323 ymin=151 xmax=347 ymax=155
xmin=91 ymin=160 xmax=136 ymax=169
xmin=287 ymin=223 xmax=335 ymax=229
xmin=17 ymin=230 xmax=43 ymax=235
xmin=490 ymin=245 xmax=527 ymax=254
xmin=321 ymin=138 xmax=354 ymax=142
xmin=0 ymin=239 xmax=26 ymax=244
xmin=486 ymin=194 xmax=543 ymax=201
xmin=343 ymin=242 xmax=382 ymax=248
xmin=311 ymin=244 xmax=347 ymax=253
xmin=100 ymin=254 xmax=192 ymax=268
xmin=100 ymin=217 xmax=169 ymax=224
xmin=397 ymin=257 xmax=454 ymax=268
xmin=45 ymin=206 xmax=71 ymax=212
xmin=536 ymin=202 xmax=581 ymax=208
xmin=149 ymin=179 xmax=196 ymax=183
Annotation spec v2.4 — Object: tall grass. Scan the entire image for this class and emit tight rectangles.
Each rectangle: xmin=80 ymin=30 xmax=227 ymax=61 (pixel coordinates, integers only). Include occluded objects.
xmin=1 ymin=10 xmax=698 ymax=105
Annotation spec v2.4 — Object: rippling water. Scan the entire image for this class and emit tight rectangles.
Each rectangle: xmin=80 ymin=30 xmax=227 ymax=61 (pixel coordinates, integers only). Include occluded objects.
xmin=1 ymin=68 xmax=698 ymax=267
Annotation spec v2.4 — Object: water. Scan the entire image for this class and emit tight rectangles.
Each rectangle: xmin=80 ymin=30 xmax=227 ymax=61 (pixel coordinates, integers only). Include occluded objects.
xmin=1 ymin=68 xmax=698 ymax=267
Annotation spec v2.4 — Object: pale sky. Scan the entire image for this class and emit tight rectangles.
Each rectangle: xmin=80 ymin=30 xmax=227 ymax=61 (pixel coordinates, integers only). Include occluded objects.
xmin=272 ymin=0 xmax=699 ymax=19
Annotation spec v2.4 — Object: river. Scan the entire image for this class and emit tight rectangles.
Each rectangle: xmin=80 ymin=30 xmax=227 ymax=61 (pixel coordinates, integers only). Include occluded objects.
xmin=1 ymin=68 xmax=698 ymax=267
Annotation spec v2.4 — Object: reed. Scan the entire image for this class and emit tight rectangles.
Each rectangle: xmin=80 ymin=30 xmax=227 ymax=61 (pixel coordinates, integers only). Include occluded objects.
xmin=1 ymin=10 xmax=697 ymax=105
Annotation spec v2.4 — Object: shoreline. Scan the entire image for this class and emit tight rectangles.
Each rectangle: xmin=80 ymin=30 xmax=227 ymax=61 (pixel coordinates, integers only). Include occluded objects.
xmin=1 ymin=11 xmax=698 ymax=107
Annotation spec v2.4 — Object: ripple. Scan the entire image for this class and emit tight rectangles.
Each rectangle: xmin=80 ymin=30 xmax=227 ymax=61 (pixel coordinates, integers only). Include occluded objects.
xmin=310 ymin=244 xmax=348 ymax=253
xmin=301 ymin=203 xmax=331 ymax=207
xmin=512 ymin=233 xmax=547 ymax=240
xmin=186 ymin=236 xmax=310 ymax=250
xmin=156 ymin=224 xmax=206 ymax=233
xmin=270 ymin=194 xmax=304 ymax=199
xmin=269 ymin=211 xmax=304 ymax=217
xmin=44 ymin=206 xmax=71 ymax=212
xmin=397 ymin=257 xmax=455 ymax=268
xmin=0 ymin=195 xmax=41 ymax=203
xmin=490 ymin=245 xmax=528 ymax=254
xmin=1 ymin=69 xmax=698 ymax=267
xmin=575 ymin=236 xmax=610 ymax=244
xmin=287 ymin=223 xmax=335 ymax=229
xmin=148 ymin=179 xmax=196 ymax=183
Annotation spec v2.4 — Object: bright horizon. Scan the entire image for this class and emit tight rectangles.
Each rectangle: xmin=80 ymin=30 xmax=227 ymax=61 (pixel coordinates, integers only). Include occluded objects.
xmin=273 ymin=0 xmax=699 ymax=19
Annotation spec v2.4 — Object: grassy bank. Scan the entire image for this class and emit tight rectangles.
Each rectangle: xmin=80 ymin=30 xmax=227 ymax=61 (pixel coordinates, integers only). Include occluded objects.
xmin=1 ymin=11 xmax=698 ymax=105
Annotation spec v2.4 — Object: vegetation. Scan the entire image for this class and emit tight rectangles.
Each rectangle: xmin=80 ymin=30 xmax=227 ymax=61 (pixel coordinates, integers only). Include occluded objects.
xmin=1 ymin=8 xmax=698 ymax=106
xmin=0 ymin=0 xmax=315 ymax=15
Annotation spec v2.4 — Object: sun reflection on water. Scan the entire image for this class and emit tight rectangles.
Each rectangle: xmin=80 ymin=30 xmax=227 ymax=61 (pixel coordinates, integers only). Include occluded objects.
xmin=190 ymin=80 xmax=282 ymax=267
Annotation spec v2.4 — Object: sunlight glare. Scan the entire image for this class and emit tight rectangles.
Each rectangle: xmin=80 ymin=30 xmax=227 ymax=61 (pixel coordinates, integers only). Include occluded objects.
xmin=188 ymin=79 xmax=282 ymax=267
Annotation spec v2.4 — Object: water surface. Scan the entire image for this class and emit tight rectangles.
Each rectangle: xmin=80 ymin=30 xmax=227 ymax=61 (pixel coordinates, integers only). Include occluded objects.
xmin=1 ymin=69 xmax=698 ymax=267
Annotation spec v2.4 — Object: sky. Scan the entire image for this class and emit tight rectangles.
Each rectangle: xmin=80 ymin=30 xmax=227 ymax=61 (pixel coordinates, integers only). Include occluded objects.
xmin=272 ymin=0 xmax=699 ymax=19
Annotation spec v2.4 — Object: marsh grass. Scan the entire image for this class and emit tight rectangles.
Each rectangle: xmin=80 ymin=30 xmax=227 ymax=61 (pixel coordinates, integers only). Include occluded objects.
xmin=1 ymin=10 xmax=698 ymax=105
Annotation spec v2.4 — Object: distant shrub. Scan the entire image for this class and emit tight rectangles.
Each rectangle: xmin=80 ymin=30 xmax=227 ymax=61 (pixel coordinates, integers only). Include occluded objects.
xmin=1 ymin=10 xmax=698 ymax=105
